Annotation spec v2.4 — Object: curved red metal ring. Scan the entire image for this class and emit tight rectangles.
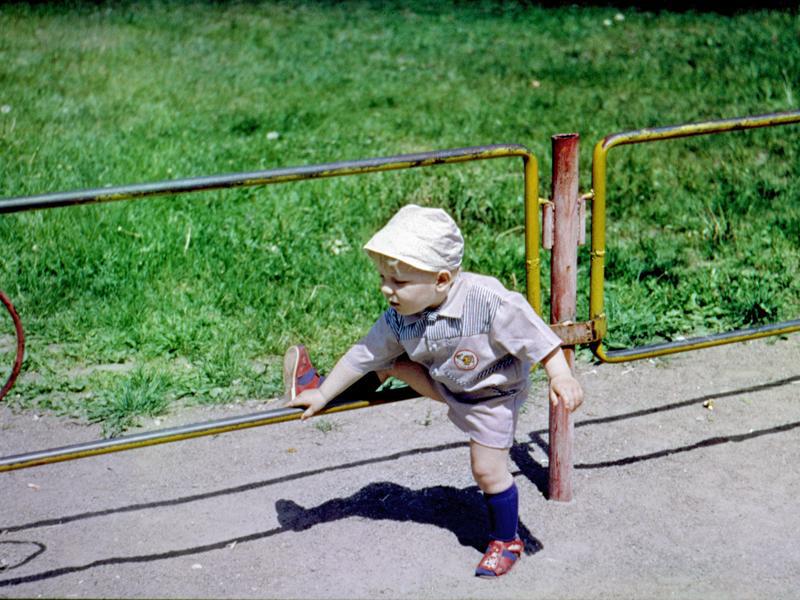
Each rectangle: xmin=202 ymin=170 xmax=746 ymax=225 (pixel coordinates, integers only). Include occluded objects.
xmin=0 ymin=290 xmax=24 ymax=401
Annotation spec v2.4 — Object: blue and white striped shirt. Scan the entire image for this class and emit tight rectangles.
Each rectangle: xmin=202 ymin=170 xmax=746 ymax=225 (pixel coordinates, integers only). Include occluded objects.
xmin=341 ymin=272 xmax=562 ymax=403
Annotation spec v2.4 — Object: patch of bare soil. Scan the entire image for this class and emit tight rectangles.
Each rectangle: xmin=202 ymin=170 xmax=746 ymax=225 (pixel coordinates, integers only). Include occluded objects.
xmin=1 ymin=336 xmax=798 ymax=599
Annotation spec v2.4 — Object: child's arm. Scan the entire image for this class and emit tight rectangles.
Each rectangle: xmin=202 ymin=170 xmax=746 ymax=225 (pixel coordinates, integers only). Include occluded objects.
xmin=287 ymin=311 xmax=407 ymax=420
xmin=286 ymin=358 xmax=363 ymax=420
xmin=488 ymin=291 xmax=583 ymax=412
xmin=541 ymin=347 xmax=584 ymax=412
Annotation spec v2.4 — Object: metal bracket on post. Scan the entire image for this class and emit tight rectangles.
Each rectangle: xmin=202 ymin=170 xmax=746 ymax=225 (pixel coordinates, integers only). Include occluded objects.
xmin=541 ymin=197 xmax=554 ymax=250
xmin=578 ymin=191 xmax=592 ymax=246
xmin=544 ymin=191 xmax=590 ymax=250
xmin=548 ymin=133 xmax=580 ymax=502
xmin=550 ymin=316 xmax=606 ymax=346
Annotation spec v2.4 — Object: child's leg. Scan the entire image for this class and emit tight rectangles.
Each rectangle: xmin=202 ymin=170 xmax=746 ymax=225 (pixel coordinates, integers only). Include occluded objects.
xmin=284 ymin=345 xmax=444 ymax=403
xmin=469 ymin=440 xmax=519 ymax=542
xmin=377 ymin=357 xmax=445 ymax=403
xmin=470 ymin=440 xmax=514 ymax=494
xmin=471 ymin=440 xmax=522 ymax=577
xmin=470 ymin=441 xmax=518 ymax=541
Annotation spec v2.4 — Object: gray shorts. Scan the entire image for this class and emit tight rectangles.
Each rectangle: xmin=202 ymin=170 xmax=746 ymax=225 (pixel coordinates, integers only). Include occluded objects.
xmin=435 ymin=384 xmax=528 ymax=449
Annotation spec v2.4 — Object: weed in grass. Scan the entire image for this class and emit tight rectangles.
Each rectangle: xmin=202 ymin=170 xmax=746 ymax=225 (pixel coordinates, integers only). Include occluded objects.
xmin=86 ymin=368 xmax=171 ymax=438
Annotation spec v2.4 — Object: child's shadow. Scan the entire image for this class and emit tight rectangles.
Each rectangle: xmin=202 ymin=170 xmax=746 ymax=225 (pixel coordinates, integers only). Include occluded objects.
xmin=275 ymin=481 xmax=542 ymax=555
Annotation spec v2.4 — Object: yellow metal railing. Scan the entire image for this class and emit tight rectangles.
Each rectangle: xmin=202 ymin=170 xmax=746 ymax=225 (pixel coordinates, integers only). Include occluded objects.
xmin=5 ymin=110 xmax=800 ymax=470
xmin=0 ymin=144 xmax=541 ymax=472
xmin=590 ymin=110 xmax=800 ymax=363
xmin=0 ymin=144 xmax=542 ymax=311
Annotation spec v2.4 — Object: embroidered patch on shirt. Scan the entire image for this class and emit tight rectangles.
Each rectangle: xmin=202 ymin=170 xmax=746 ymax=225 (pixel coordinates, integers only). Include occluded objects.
xmin=453 ymin=349 xmax=479 ymax=371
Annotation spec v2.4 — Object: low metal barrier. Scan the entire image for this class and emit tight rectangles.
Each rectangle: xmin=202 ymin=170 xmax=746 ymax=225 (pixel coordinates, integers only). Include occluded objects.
xmin=4 ymin=110 xmax=798 ymax=482
xmin=0 ymin=145 xmax=542 ymax=310
xmin=0 ymin=385 xmax=417 ymax=472
xmin=0 ymin=144 xmax=543 ymax=472
xmin=590 ymin=110 xmax=800 ymax=363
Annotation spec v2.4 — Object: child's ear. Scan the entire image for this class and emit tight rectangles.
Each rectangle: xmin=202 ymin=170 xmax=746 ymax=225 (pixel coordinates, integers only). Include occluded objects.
xmin=435 ymin=270 xmax=452 ymax=291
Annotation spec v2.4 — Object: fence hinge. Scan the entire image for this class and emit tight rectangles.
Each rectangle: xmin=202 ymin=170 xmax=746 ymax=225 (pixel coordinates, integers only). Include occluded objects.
xmin=541 ymin=190 xmax=593 ymax=249
xmin=541 ymin=197 xmax=554 ymax=249
xmin=578 ymin=190 xmax=593 ymax=246
xmin=550 ymin=315 xmax=606 ymax=345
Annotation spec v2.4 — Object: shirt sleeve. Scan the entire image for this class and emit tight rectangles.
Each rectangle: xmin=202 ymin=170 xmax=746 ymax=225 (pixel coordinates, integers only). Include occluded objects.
xmin=339 ymin=311 xmax=407 ymax=374
xmin=490 ymin=292 xmax=562 ymax=364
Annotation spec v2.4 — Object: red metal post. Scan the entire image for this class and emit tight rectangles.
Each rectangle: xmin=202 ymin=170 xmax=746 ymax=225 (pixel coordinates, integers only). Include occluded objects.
xmin=0 ymin=290 xmax=25 ymax=402
xmin=549 ymin=133 xmax=579 ymax=502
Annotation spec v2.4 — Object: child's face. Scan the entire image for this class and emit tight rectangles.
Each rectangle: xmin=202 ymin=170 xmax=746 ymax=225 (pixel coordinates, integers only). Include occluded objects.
xmin=372 ymin=257 xmax=448 ymax=316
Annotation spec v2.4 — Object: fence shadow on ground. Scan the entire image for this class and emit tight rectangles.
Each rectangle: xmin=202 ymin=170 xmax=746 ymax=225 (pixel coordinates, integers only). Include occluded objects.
xmin=4 ymin=375 xmax=798 ymax=536
xmin=5 ymin=376 xmax=798 ymax=532
xmin=1 ymin=375 xmax=797 ymax=587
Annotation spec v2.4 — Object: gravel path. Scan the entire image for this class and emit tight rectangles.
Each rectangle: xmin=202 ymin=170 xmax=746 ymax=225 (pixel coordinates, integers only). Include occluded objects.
xmin=1 ymin=337 xmax=799 ymax=599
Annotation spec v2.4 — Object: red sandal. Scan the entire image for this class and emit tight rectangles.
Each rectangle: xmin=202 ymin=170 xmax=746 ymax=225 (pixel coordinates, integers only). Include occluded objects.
xmin=282 ymin=344 xmax=323 ymax=401
xmin=475 ymin=538 xmax=524 ymax=578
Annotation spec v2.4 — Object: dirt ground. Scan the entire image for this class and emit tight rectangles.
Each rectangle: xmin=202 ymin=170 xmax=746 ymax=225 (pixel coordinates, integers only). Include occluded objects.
xmin=1 ymin=336 xmax=798 ymax=599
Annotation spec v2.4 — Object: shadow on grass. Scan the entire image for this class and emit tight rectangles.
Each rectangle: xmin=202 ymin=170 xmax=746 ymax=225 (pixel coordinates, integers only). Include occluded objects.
xmin=1 ymin=375 xmax=797 ymax=587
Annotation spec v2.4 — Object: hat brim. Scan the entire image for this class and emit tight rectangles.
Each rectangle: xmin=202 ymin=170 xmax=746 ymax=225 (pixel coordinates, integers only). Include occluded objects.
xmin=363 ymin=244 xmax=450 ymax=273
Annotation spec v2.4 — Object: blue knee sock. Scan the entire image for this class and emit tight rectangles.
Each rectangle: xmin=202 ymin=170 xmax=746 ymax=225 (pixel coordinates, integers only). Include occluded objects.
xmin=484 ymin=482 xmax=519 ymax=542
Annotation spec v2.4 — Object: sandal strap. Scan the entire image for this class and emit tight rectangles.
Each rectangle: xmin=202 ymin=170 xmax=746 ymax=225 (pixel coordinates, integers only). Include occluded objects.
xmin=475 ymin=539 xmax=523 ymax=577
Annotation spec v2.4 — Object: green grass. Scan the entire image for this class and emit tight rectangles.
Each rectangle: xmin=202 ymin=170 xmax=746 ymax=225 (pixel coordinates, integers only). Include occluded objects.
xmin=86 ymin=367 xmax=172 ymax=437
xmin=1 ymin=1 xmax=798 ymax=434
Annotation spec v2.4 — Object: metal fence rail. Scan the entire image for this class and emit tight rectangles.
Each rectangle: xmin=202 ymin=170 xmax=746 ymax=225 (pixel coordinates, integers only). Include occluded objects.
xmin=4 ymin=110 xmax=799 ymax=473
xmin=590 ymin=110 xmax=800 ymax=363
xmin=0 ymin=144 xmax=541 ymax=471
xmin=0 ymin=144 xmax=542 ymax=309
xmin=0 ymin=385 xmax=418 ymax=473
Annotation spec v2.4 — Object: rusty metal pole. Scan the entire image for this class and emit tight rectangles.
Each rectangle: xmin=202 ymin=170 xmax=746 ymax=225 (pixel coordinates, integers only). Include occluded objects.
xmin=549 ymin=133 xmax=579 ymax=502
xmin=0 ymin=290 xmax=25 ymax=402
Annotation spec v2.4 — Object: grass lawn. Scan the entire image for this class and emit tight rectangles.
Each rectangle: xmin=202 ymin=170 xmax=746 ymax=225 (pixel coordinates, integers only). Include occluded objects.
xmin=1 ymin=1 xmax=798 ymax=435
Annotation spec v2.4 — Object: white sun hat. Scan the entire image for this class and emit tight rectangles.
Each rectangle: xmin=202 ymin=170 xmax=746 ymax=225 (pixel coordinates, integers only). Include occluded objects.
xmin=363 ymin=204 xmax=464 ymax=272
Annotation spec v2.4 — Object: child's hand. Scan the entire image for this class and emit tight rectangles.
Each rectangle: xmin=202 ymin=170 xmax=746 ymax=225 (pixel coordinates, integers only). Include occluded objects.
xmin=286 ymin=389 xmax=329 ymax=420
xmin=542 ymin=348 xmax=584 ymax=412
xmin=549 ymin=374 xmax=584 ymax=412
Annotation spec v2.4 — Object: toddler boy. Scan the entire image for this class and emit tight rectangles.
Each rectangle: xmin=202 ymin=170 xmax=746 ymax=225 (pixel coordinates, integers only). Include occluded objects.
xmin=285 ymin=204 xmax=583 ymax=577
